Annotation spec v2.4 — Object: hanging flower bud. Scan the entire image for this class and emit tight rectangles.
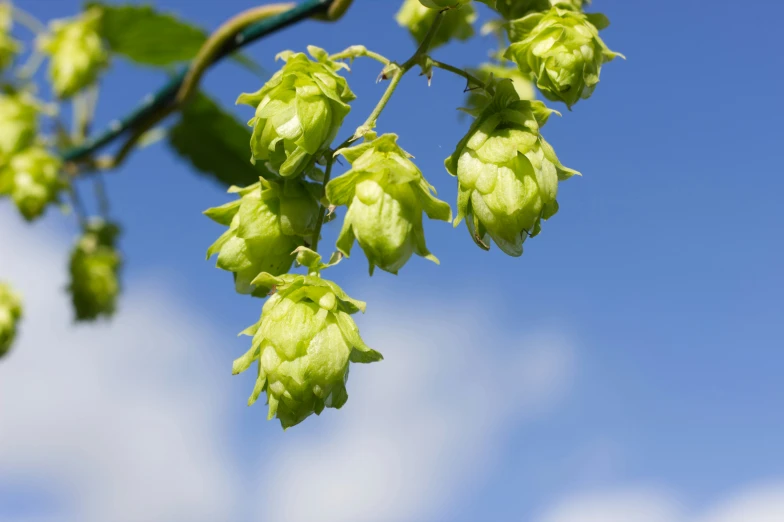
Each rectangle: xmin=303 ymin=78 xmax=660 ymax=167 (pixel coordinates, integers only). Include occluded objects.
xmin=0 ymin=2 xmax=20 ymax=71
xmin=205 ymin=178 xmax=319 ymax=296
xmin=37 ymin=8 xmax=108 ymax=99
xmin=465 ymin=63 xmax=535 ymax=113
xmin=237 ymin=46 xmax=355 ymax=178
xmin=68 ymin=220 xmax=122 ymax=321
xmin=233 ymin=273 xmax=382 ymax=429
xmin=0 ymin=146 xmax=64 ymax=221
xmin=396 ymin=0 xmax=476 ymax=51
xmin=326 ymin=134 xmax=452 ymax=275
xmin=505 ymin=7 xmax=622 ymax=108
xmin=478 ymin=0 xmax=549 ymax=20
xmin=0 ymin=92 xmax=39 ymax=164
xmin=445 ymin=80 xmax=578 ymax=256
xmin=0 ymin=282 xmax=23 ymax=359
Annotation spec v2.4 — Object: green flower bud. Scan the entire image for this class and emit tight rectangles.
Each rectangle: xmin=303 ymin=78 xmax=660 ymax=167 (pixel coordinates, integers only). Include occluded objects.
xmin=465 ymin=63 xmax=535 ymax=113
xmin=0 ymin=146 xmax=64 ymax=221
xmin=0 ymin=91 xmax=39 ymax=164
xmin=419 ymin=0 xmax=471 ymax=8
xmin=0 ymin=282 xmax=23 ymax=359
xmin=505 ymin=7 xmax=622 ymax=108
xmin=233 ymin=273 xmax=382 ymax=429
xmin=37 ymin=8 xmax=108 ymax=99
xmin=237 ymin=46 xmax=355 ymax=178
xmin=326 ymin=134 xmax=452 ymax=275
xmin=445 ymin=80 xmax=578 ymax=256
xmin=68 ymin=220 xmax=122 ymax=321
xmin=205 ymin=178 xmax=320 ymax=296
xmin=396 ymin=0 xmax=476 ymax=50
xmin=0 ymin=3 xmax=21 ymax=71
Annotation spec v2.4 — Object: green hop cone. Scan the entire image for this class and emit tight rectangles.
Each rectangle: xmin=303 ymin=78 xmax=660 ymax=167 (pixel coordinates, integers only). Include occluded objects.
xmin=0 ymin=2 xmax=20 ymax=71
xmin=326 ymin=133 xmax=452 ymax=275
xmin=465 ymin=63 xmax=535 ymax=113
xmin=205 ymin=178 xmax=319 ymax=296
xmin=68 ymin=220 xmax=122 ymax=321
xmin=396 ymin=0 xmax=476 ymax=50
xmin=446 ymin=80 xmax=578 ymax=256
xmin=233 ymin=273 xmax=382 ymax=429
xmin=0 ymin=91 xmax=39 ymax=164
xmin=37 ymin=8 xmax=108 ymax=99
xmin=237 ymin=46 xmax=355 ymax=178
xmin=505 ymin=7 xmax=623 ymax=108
xmin=478 ymin=0 xmax=550 ymax=19
xmin=0 ymin=282 xmax=23 ymax=359
xmin=0 ymin=146 xmax=64 ymax=221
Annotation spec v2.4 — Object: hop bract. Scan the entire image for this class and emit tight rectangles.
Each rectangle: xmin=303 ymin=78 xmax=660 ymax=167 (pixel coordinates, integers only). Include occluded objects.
xmin=0 ymin=282 xmax=23 ymax=359
xmin=0 ymin=2 xmax=20 ymax=71
xmin=233 ymin=273 xmax=382 ymax=429
xmin=205 ymin=178 xmax=319 ymax=296
xmin=0 ymin=92 xmax=39 ymax=164
xmin=396 ymin=0 xmax=476 ymax=50
xmin=237 ymin=46 xmax=354 ymax=178
xmin=68 ymin=220 xmax=122 ymax=321
xmin=0 ymin=146 xmax=64 ymax=221
xmin=465 ymin=63 xmax=535 ymax=113
xmin=37 ymin=8 xmax=108 ymax=99
xmin=326 ymin=134 xmax=452 ymax=275
xmin=446 ymin=80 xmax=577 ymax=256
xmin=506 ymin=7 xmax=622 ymax=108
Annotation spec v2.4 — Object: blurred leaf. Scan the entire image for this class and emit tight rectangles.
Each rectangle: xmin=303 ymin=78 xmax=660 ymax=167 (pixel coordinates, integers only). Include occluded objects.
xmin=88 ymin=3 xmax=260 ymax=73
xmin=168 ymin=91 xmax=271 ymax=187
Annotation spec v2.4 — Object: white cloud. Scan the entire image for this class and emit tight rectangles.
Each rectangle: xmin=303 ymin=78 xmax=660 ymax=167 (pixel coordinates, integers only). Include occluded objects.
xmin=257 ymin=298 xmax=577 ymax=522
xmin=536 ymin=483 xmax=784 ymax=522
xmin=0 ymin=211 xmax=238 ymax=522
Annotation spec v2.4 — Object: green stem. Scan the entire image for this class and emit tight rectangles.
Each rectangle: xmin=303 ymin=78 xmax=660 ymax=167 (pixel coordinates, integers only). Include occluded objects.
xmin=429 ymin=60 xmax=493 ymax=94
xmin=309 ymin=153 xmax=336 ymax=257
xmin=354 ymin=9 xmax=446 ymax=139
xmin=329 ymin=47 xmax=391 ymax=66
xmin=93 ymin=176 xmax=110 ymax=219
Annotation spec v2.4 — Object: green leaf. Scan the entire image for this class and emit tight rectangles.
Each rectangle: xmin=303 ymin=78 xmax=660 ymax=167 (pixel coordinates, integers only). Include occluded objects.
xmin=168 ymin=91 xmax=272 ymax=187
xmin=87 ymin=2 xmax=261 ymax=73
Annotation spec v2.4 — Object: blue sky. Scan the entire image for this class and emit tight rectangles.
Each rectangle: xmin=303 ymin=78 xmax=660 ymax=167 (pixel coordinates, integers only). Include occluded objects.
xmin=1 ymin=1 xmax=783 ymax=521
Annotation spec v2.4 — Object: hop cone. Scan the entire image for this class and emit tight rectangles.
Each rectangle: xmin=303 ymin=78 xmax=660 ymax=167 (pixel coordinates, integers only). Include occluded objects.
xmin=233 ymin=273 xmax=382 ymax=429
xmin=0 ymin=282 xmax=22 ymax=359
xmin=465 ymin=63 xmax=535 ymax=113
xmin=446 ymin=80 xmax=577 ymax=256
xmin=0 ymin=146 xmax=63 ymax=221
xmin=237 ymin=46 xmax=355 ymax=178
xmin=37 ymin=8 xmax=108 ymax=99
xmin=419 ymin=0 xmax=471 ymax=8
xmin=505 ymin=7 xmax=622 ymax=108
xmin=205 ymin=178 xmax=319 ymax=296
xmin=0 ymin=2 xmax=20 ymax=71
xmin=478 ymin=0 xmax=551 ymax=20
xmin=0 ymin=91 xmax=38 ymax=164
xmin=68 ymin=220 xmax=121 ymax=321
xmin=396 ymin=0 xmax=476 ymax=51
xmin=327 ymin=133 xmax=452 ymax=275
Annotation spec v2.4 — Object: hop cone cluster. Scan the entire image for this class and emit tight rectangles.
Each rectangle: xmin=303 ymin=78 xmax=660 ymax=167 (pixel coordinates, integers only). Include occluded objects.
xmin=0 ymin=91 xmax=38 ymax=164
xmin=506 ymin=7 xmax=622 ymax=108
xmin=0 ymin=145 xmax=63 ymax=221
xmin=68 ymin=220 xmax=122 ymax=321
xmin=0 ymin=2 xmax=20 ymax=71
xmin=327 ymin=133 xmax=451 ymax=275
xmin=446 ymin=80 xmax=577 ymax=256
xmin=37 ymin=8 xmax=108 ymax=99
xmin=396 ymin=0 xmax=476 ymax=50
xmin=232 ymin=273 xmax=382 ymax=429
xmin=237 ymin=46 xmax=355 ymax=178
xmin=205 ymin=178 xmax=320 ymax=297
xmin=0 ymin=282 xmax=22 ymax=359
